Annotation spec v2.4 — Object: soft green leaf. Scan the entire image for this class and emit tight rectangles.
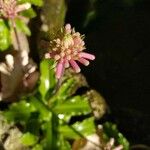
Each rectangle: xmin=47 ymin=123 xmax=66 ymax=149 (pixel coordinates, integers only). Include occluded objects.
xmin=32 ymin=144 xmax=43 ymax=150
xmin=30 ymin=96 xmax=51 ymax=121
xmin=26 ymin=113 xmax=41 ymax=135
xmin=0 ymin=19 xmax=11 ymax=51
xmin=54 ymin=96 xmax=91 ymax=119
xmin=39 ymin=59 xmax=56 ymax=99
xmin=15 ymin=18 xmax=31 ymax=35
xmin=4 ymin=100 xmax=34 ymax=123
xmin=50 ymin=78 xmax=77 ymax=105
xmin=21 ymin=8 xmax=37 ymax=18
xmin=19 ymin=0 xmax=43 ymax=6
xmin=103 ymin=122 xmax=130 ymax=150
xmin=21 ymin=132 xmax=38 ymax=146
xmin=60 ymin=117 xmax=95 ymax=139
xmin=57 ymin=135 xmax=71 ymax=150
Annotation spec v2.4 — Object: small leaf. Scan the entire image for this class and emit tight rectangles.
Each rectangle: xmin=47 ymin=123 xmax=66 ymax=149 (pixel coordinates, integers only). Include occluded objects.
xmin=21 ymin=132 xmax=38 ymax=146
xmin=50 ymin=78 xmax=76 ymax=105
xmin=29 ymin=0 xmax=43 ymax=6
xmin=39 ymin=59 xmax=56 ymax=99
xmin=15 ymin=18 xmax=31 ymax=35
xmin=19 ymin=0 xmax=43 ymax=6
xmin=60 ymin=117 xmax=96 ymax=139
xmin=32 ymin=144 xmax=43 ymax=150
xmin=54 ymin=95 xmax=91 ymax=120
xmin=21 ymin=8 xmax=37 ymax=18
xmin=0 ymin=19 xmax=11 ymax=51
xmin=4 ymin=100 xmax=34 ymax=123
xmin=57 ymin=135 xmax=71 ymax=150
xmin=103 ymin=122 xmax=130 ymax=150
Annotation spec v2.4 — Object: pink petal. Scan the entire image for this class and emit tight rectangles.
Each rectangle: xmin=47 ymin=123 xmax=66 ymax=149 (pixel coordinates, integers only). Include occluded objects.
xmin=56 ymin=60 xmax=64 ymax=79
xmin=79 ymin=52 xmax=95 ymax=60
xmin=78 ymin=58 xmax=89 ymax=66
xmin=69 ymin=60 xmax=81 ymax=73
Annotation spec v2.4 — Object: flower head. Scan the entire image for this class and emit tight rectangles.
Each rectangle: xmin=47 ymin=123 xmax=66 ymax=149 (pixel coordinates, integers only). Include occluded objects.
xmin=0 ymin=0 xmax=30 ymax=19
xmin=45 ymin=24 xmax=95 ymax=79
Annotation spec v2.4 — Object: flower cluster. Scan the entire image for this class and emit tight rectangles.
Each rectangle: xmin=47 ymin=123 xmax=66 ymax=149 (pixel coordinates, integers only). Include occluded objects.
xmin=0 ymin=0 xmax=30 ymax=19
xmin=45 ymin=24 xmax=95 ymax=79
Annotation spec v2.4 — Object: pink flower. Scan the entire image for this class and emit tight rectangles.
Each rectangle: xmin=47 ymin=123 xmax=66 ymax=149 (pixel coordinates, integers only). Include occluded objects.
xmin=45 ymin=24 xmax=95 ymax=79
xmin=0 ymin=0 xmax=31 ymax=19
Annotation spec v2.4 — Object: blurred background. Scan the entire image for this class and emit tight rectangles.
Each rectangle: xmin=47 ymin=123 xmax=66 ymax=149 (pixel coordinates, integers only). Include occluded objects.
xmin=66 ymin=0 xmax=150 ymax=146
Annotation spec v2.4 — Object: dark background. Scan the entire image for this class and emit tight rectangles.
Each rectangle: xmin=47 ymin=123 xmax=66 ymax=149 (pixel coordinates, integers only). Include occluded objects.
xmin=66 ymin=0 xmax=150 ymax=145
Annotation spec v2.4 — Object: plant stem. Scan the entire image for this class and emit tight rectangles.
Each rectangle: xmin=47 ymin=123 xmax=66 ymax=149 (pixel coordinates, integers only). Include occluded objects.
xmin=11 ymin=20 xmax=21 ymax=51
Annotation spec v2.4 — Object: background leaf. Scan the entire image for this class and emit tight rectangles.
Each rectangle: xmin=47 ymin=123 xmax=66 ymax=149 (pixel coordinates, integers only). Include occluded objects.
xmin=0 ymin=19 xmax=11 ymax=51
xmin=15 ymin=19 xmax=31 ymax=36
xmin=19 ymin=0 xmax=43 ymax=6
xmin=103 ymin=122 xmax=130 ymax=150
xmin=21 ymin=132 xmax=38 ymax=146
xmin=4 ymin=100 xmax=34 ymax=124
xmin=21 ymin=8 xmax=37 ymax=18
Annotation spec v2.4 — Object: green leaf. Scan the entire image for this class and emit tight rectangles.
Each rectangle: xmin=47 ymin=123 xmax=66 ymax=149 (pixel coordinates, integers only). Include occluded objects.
xmin=15 ymin=18 xmax=31 ymax=35
xmin=29 ymin=0 xmax=43 ymax=6
xmin=4 ymin=100 xmax=34 ymax=123
xmin=57 ymin=135 xmax=71 ymax=150
xmin=54 ymin=95 xmax=91 ymax=120
xmin=103 ymin=122 xmax=130 ymax=150
xmin=30 ymin=96 xmax=51 ymax=121
xmin=19 ymin=0 xmax=43 ymax=6
xmin=32 ymin=144 xmax=43 ymax=150
xmin=50 ymin=78 xmax=77 ymax=105
xmin=21 ymin=132 xmax=38 ymax=146
xmin=59 ymin=117 xmax=96 ymax=139
xmin=21 ymin=8 xmax=37 ymax=18
xmin=0 ymin=19 xmax=11 ymax=51
xmin=39 ymin=59 xmax=56 ymax=100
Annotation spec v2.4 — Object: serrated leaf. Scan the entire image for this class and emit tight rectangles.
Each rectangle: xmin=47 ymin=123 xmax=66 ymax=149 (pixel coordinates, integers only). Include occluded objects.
xmin=39 ymin=59 xmax=56 ymax=99
xmin=0 ymin=19 xmax=11 ymax=51
xmin=21 ymin=132 xmax=38 ymax=146
xmin=50 ymin=78 xmax=77 ymax=105
xmin=54 ymin=95 xmax=91 ymax=119
xmin=103 ymin=122 xmax=130 ymax=150
xmin=15 ymin=18 xmax=31 ymax=35
xmin=4 ymin=100 xmax=34 ymax=123
xmin=59 ymin=117 xmax=96 ymax=139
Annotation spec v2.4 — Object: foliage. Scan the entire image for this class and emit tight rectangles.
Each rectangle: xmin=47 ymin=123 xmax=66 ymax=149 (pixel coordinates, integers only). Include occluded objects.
xmin=0 ymin=19 xmax=11 ymax=51
xmin=0 ymin=0 xmax=130 ymax=149
xmin=3 ymin=59 xmax=95 ymax=149
xmin=103 ymin=122 xmax=130 ymax=150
